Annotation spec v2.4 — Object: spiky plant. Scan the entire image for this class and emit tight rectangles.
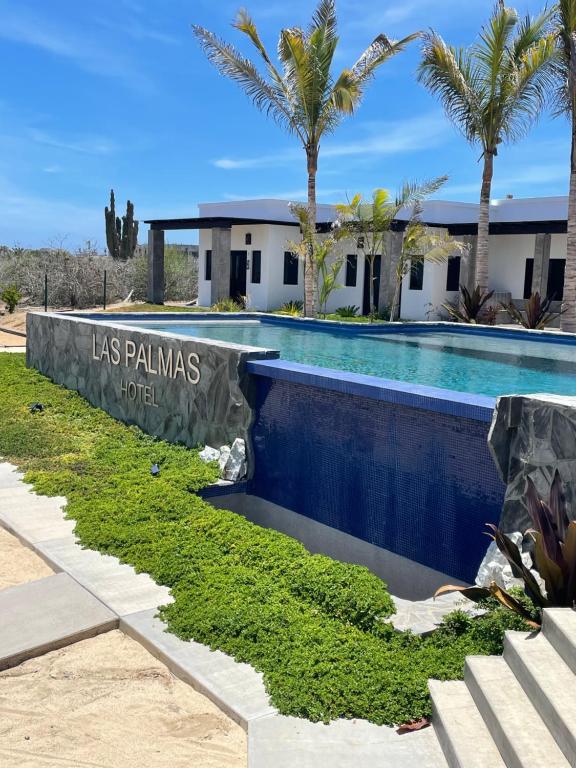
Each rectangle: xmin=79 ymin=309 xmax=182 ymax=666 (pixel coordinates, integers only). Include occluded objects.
xmin=502 ymin=292 xmax=567 ymax=329
xmin=193 ymin=1 xmax=417 ymax=317
xmin=105 ymin=190 xmax=139 ymax=261
xmin=438 ymin=471 xmax=576 ymax=628
xmin=418 ymin=4 xmax=557 ymax=294
xmin=443 ymin=285 xmax=495 ymax=323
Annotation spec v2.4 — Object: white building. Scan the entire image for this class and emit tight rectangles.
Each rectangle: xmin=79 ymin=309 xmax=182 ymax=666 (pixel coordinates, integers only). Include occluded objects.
xmin=146 ymin=197 xmax=568 ymax=319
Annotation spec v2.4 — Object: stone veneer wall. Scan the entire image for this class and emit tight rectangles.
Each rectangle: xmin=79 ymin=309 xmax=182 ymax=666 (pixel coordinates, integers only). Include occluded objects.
xmin=489 ymin=393 xmax=576 ymax=532
xmin=26 ymin=313 xmax=278 ymax=454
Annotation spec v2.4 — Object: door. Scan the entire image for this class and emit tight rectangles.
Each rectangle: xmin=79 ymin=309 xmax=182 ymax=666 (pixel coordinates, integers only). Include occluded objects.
xmin=362 ymin=255 xmax=381 ymax=315
xmin=230 ymin=250 xmax=247 ymax=302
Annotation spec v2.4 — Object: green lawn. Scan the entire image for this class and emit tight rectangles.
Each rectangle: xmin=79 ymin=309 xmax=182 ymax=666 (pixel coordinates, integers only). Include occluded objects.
xmin=0 ymin=353 xmax=531 ymax=725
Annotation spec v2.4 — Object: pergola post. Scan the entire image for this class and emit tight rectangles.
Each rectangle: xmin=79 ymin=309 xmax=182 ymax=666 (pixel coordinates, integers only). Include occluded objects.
xmin=148 ymin=228 xmax=165 ymax=305
xmin=459 ymin=234 xmax=478 ymax=292
xmin=532 ymin=233 xmax=551 ymax=297
xmin=211 ymin=226 xmax=232 ymax=304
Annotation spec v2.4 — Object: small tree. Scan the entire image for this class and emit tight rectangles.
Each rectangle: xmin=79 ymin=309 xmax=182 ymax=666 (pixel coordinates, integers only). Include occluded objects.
xmin=289 ymin=204 xmax=343 ymax=317
xmin=336 ymin=177 xmax=450 ymax=320
xmin=0 ymin=285 xmax=21 ymax=313
xmin=390 ymin=214 xmax=468 ymax=322
xmin=105 ymin=189 xmax=139 ymax=261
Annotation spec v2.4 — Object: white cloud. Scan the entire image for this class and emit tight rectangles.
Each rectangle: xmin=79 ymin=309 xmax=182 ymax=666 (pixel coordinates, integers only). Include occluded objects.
xmin=214 ymin=112 xmax=449 ymax=170
xmin=29 ymin=129 xmax=117 ymax=156
xmin=42 ymin=165 xmax=63 ymax=174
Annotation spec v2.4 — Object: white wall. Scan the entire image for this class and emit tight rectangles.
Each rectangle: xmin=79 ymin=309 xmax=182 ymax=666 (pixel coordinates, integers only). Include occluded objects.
xmin=488 ymin=234 xmax=535 ymax=297
xmin=550 ymin=233 xmax=567 ymax=260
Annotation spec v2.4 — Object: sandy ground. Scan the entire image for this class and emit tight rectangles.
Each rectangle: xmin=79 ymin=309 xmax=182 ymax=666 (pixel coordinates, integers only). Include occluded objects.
xmin=0 ymin=631 xmax=247 ymax=768
xmin=0 ymin=527 xmax=53 ymax=589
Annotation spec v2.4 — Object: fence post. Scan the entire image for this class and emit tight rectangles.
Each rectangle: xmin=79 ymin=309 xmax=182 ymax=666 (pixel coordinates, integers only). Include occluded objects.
xmin=103 ymin=270 xmax=107 ymax=311
xmin=44 ymin=273 xmax=48 ymax=312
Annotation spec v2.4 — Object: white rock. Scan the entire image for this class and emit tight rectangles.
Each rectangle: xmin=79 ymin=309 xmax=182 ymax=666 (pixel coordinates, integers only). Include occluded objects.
xmin=198 ymin=446 xmax=220 ymax=463
xmin=218 ymin=445 xmax=231 ymax=473
xmin=223 ymin=438 xmax=247 ymax=482
xmin=475 ymin=532 xmax=538 ymax=590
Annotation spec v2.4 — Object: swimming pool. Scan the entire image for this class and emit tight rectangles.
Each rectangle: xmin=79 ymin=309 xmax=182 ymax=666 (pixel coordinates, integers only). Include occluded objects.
xmin=123 ymin=319 xmax=576 ymax=398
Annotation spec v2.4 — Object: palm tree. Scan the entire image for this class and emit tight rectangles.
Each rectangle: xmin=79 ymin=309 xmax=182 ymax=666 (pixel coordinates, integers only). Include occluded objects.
xmin=553 ymin=1 xmax=576 ymax=332
xmin=418 ymin=3 xmax=557 ymax=295
xmin=335 ymin=176 xmax=451 ymax=319
xmin=193 ymin=1 xmax=417 ymax=317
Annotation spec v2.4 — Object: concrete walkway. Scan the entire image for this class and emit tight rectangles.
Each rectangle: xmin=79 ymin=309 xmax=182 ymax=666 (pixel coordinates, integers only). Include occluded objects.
xmin=0 ymin=461 xmax=447 ymax=766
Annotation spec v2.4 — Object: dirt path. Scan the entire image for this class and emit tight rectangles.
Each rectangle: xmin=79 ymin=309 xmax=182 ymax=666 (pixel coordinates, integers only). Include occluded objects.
xmin=0 ymin=528 xmax=53 ymax=588
xmin=0 ymin=630 xmax=247 ymax=768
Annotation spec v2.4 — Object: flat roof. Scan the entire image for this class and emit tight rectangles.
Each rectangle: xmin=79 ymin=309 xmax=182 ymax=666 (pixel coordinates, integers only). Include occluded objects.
xmin=145 ymin=196 xmax=570 ymax=234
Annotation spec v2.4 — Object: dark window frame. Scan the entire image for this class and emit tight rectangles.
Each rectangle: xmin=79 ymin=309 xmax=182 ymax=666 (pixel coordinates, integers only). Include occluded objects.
xmin=205 ymin=249 xmax=212 ymax=281
xmin=547 ymin=259 xmax=565 ymax=301
xmin=251 ymin=250 xmax=261 ymax=284
xmin=446 ymin=255 xmax=461 ymax=292
xmin=409 ymin=258 xmax=424 ymax=291
xmin=523 ymin=258 xmax=534 ymax=299
xmin=283 ymin=251 xmax=299 ymax=285
xmin=245 ymin=233 xmax=252 ymax=245
xmin=345 ymin=254 xmax=358 ymax=287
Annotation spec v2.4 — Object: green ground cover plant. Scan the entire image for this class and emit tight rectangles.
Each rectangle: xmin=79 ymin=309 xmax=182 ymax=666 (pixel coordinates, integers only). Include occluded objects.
xmin=0 ymin=353 xmax=530 ymax=725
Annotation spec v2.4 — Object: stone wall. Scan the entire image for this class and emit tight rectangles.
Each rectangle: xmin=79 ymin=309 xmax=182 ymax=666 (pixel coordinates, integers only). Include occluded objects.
xmin=489 ymin=393 xmax=576 ymax=532
xmin=27 ymin=313 xmax=278 ymax=455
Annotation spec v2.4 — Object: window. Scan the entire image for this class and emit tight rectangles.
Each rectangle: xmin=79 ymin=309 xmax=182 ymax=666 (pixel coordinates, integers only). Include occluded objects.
xmin=523 ymin=258 xmax=534 ymax=299
xmin=446 ymin=255 xmax=461 ymax=292
xmin=357 ymin=236 xmax=365 ymax=249
xmin=283 ymin=252 xmax=299 ymax=285
xmin=251 ymin=250 xmax=261 ymax=284
xmin=409 ymin=258 xmax=424 ymax=290
xmin=205 ymin=250 xmax=212 ymax=281
xmin=245 ymin=233 xmax=252 ymax=245
xmin=345 ymin=255 xmax=358 ymax=287
xmin=547 ymin=259 xmax=565 ymax=301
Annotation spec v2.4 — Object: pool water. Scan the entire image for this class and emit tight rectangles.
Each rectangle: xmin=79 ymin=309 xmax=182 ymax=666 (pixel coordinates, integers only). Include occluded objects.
xmin=124 ymin=320 xmax=576 ymax=398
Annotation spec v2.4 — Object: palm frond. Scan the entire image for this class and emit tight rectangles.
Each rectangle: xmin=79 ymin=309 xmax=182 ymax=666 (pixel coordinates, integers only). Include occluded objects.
xmin=418 ymin=33 xmax=483 ymax=144
xmin=233 ymin=9 xmax=285 ymax=88
xmin=310 ymin=0 xmax=337 ymax=39
xmin=192 ymin=25 xmax=299 ymax=137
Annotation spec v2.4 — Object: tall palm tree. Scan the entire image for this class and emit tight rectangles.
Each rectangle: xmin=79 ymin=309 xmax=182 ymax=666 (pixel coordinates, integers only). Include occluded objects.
xmin=418 ymin=3 xmax=556 ymax=294
xmin=553 ymin=1 xmax=576 ymax=332
xmin=193 ymin=1 xmax=417 ymax=317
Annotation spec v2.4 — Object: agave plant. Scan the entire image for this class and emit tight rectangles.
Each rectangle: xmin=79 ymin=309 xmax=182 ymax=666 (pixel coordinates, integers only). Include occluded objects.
xmin=437 ymin=472 xmax=576 ymax=628
xmin=502 ymin=292 xmax=567 ymax=330
xmin=442 ymin=285 xmax=495 ymax=324
xmin=335 ymin=305 xmax=360 ymax=318
xmin=279 ymin=300 xmax=304 ymax=317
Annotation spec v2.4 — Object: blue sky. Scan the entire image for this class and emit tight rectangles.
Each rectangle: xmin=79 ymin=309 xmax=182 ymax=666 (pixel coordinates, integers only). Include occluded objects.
xmin=0 ymin=0 xmax=568 ymax=249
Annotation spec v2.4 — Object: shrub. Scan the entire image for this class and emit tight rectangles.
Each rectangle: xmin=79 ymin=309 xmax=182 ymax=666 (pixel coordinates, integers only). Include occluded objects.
xmin=0 ymin=285 xmax=21 ymax=313
xmin=502 ymin=292 xmax=566 ymax=330
xmin=442 ymin=285 xmax=495 ymax=324
xmin=211 ymin=297 xmax=245 ymax=312
xmin=0 ymin=352 xmax=530 ymax=725
xmin=278 ymin=300 xmax=303 ymax=316
xmin=335 ymin=305 xmax=360 ymax=318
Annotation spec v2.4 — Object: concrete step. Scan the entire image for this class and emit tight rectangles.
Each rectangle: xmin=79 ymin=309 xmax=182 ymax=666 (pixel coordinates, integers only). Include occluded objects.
xmin=465 ymin=655 xmax=570 ymax=768
xmin=543 ymin=609 xmax=576 ymax=676
xmin=504 ymin=631 xmax=576 ymax=765
xmin=429 ymin=679 xmax=505 ymax=768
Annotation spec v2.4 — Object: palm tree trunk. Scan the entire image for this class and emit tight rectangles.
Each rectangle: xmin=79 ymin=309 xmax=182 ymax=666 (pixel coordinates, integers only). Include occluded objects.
xmin=561 ymin=92 xmax=576 ymax=333
xmin=476 ymin=151 xmax=494 ymax=293
xmin=389 ymin=279 xmax=401 ymax=321
xmin=305 ymin=147 xmax=318 ymax=318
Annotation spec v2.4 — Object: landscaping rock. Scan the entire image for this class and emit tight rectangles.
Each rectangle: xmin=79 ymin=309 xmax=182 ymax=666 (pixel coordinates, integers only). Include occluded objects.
xmin=199 ymin=446 xmax=220 ymax=463
xmin=218 ymin=445 xmax=231 ymax=473
xmin=223 ymin=438 xmax=247 ymax=482
xmin=475 ymin=532 xmax=537 ymax=590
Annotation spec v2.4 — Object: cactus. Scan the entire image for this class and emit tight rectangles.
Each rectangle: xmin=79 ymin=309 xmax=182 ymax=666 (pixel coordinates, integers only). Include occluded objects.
xmin=105 ymin=189 xmax=139 ymax=260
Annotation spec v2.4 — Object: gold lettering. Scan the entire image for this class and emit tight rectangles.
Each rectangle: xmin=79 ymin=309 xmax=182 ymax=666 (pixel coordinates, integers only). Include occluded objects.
xmin=147 ymin=345 xmax=157 ymax=375
xmin=100 ymin=336 xmax=111 ymax=363
xmin=125 ymin=340 xmax=136 ymax=365
xmin=174 ymin=350 xmax=186 ymax=380
xmin=135 ymin=343 xmax=148 ymax=372
xmin=187 ymin=352 xmax=201 ymax=384
xmin=110 ymin=337 xmax=121 ymax=365
xmin=158 ymin=347 xmax=173 ymax=378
